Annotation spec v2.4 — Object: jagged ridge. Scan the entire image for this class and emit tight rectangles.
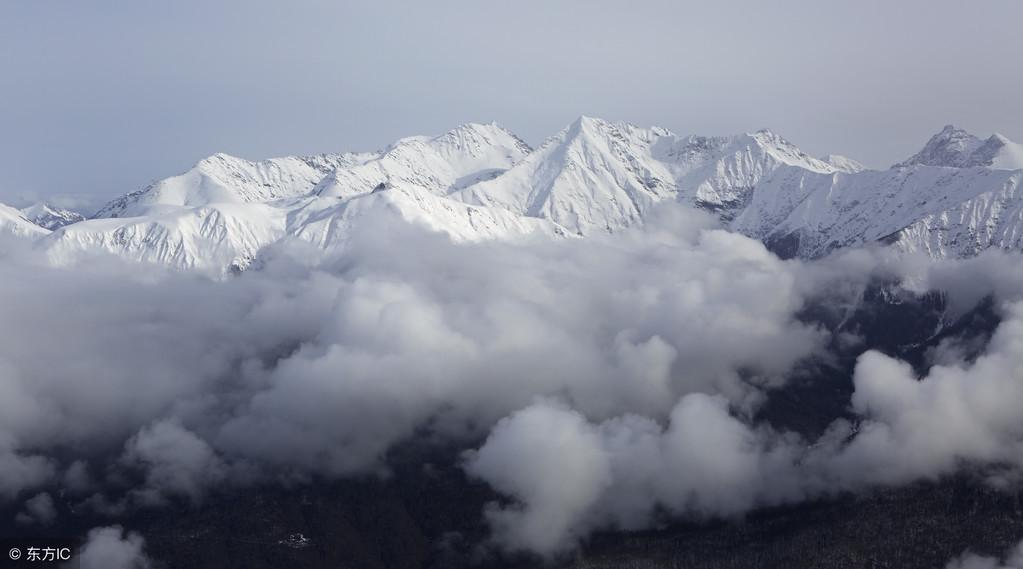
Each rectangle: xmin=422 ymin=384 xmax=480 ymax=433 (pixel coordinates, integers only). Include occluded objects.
xmin=4 ymin=119 xmax=1022 ymax=271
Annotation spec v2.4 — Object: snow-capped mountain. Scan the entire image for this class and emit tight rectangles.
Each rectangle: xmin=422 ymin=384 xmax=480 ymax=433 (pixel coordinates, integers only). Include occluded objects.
xmin=45 ymin=203 xmax=289 ymax=271
xmin=42 ymin=123 xmax=544 ymax=271
xmin=454 ymin=116 xmax=840 ymax=236
xmin=0 ymin=202 xmax=50 ymax=239
xmin=314 ymin=122 xmax=531 ymax=199
xmin=731 ymin=163 xmax=1023 ymax=258
xmin=20 ymin=118 xmax=1023 ymax=271
xmin=19 ymin=202 xmax=85 ymax=230
xmin=893 ymin=125 xmax=1023 ymax=170
xmin=821 ymin=154 xmax=866 ymax=173
xmin=94 ymin=152 xmax=374 ymax=219
xmin=730 ymin=126 xmax=1023 ymax=258
xmin=288 ymin=188 xmax=559 ymax=255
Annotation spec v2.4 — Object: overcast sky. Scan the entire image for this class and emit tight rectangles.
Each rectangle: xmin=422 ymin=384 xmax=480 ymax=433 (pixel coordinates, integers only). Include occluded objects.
xmin=2 ymin=0 xmax=1021 ymax=208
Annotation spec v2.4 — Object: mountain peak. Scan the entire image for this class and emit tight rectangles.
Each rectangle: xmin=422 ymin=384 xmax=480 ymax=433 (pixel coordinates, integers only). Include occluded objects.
xmin=565 ymin=115 xmax=612 ymax=135
xmin=981 ymin=132 xmax=1023 ymax=171
xmin=19 ymin=202 xmax=85 ymax=230
xmin=748 ymin=128 xmax=785 ymax=146
xmin=895 ymin=125 xmax=985 ymax=168
xmin=572 ymin=115 xmax=603 ymax=125
xmin=95 ymin=151 xmax=353 ymax=218
xmin=313 ymin=122 xmax=534 ymax=200
xmin=194 ymin=152 xmax=249 ymax=173
xmin=1 ymin=201 xmax=50 ymax=238
xmin=442 ymin=122 xmax=505 ymax=138
xmin=559 ymin=116 xmax=675 ymax=145
xmin=433 ymin=122 xmax=533 ymax=156
xmin=450 ymin=121 xmax=506 ymax=133
xmin=896 ymin=125 xmax=1023 ymax=170
xmin=33 ymin=118 xmax=1023 ymax=273
xmin=741 ymin=130 xmax=836 ymax=173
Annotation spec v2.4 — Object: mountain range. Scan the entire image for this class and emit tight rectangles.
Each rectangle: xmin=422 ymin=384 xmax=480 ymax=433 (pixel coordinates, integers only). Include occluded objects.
xmin=4 ymin=118 xmax=1023 ymax=271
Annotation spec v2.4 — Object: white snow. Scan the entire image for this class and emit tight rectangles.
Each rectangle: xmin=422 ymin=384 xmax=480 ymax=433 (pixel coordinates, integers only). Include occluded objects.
xmin=10 ymin=119 xmax=1023 ymax=271
xmin=988 ymin=133 xmax=1023 ymax=171
xmin=820 ymin=154 xmax=867 ymax=173
xmin=315 ymin=122 xmax=531 ymax=200
xmin=93 ymin=152 xmax=374 ymax=219
xmin=19 ymin=202 xmax=86 ymax=230
xmin=44 ymin=203 xmax=288 ymax=272
xmin=0 ymin=203 xmax=50 ymax=239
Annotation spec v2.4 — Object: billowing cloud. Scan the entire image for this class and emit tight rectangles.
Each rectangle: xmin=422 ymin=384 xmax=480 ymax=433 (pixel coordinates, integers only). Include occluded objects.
xmin=121 ymin=420 xmax=227 ymax=506
xmin=216 ymin=209 xmax=822 ymax=477
xmin=465 ymin=395 xmax=806 ymax=556
xmin=817 ymin=301 xmax=1023 ymax=489
xmin=461 ymin=235 xmax=1023 ymax=556
xmin=77 ymin=526 xmax=151 ymax=569
xmin=0 ymin=204 xmax=827 ymax=499
xmin=946 ymin=539 xmax=1023 ymax=569
xmin=14 ymin=491 xmax=57 ymax=526
xmin=2 ymin=204 xmax=1023 ymax=560
xmin=464 ymin=400 xmax=612 ymax=556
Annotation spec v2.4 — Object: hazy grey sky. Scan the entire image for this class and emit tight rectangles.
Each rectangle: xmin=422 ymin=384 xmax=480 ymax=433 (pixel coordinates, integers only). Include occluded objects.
xmin=2 ymin=0 xmax=1022 ymax=208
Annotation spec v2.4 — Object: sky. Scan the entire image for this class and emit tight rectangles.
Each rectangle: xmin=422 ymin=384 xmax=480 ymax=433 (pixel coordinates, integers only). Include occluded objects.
xmin=1 ymin=0 xmax=1022 ymax=208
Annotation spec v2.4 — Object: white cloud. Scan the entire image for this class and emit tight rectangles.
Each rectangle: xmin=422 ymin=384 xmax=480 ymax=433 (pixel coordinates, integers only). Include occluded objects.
xmin=77 ymin=526 xmax=151 ymax=569
xmin=816 ymin=301 xmax=1023 ymax=489
xmin=121 ymin=420 xmax=227 ymax=506
xmin=946 ymin=539 xmax=1023 ymax=569
xmin=14 ymin=491 xmax=57 ymax=526
xmin=465 ymin=400 xmax=612 ymax=556
xmin=465 ymin=394 xmax=808 ymax=556
xmin=4 ymin=207 xmax=1023 ymax=560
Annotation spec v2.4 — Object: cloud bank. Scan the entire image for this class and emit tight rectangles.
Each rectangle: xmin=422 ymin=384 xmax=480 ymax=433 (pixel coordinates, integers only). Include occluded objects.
xmin=1 ymin=205 xmax=1022 ymax=558
xmin=463 ymin=247 xmax=1023 ymax=556
xmin=0 ymin=206 xmax=820 ymax=501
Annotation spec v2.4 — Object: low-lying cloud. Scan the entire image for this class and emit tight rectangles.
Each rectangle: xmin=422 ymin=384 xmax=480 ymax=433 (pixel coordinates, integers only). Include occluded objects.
xmin=78 ymin=526 xmax=151 ymax=569
xmin=0 ymin=206 xmax=821 ymax=500
xmin=464 ymin=395 xmax=806 ymax=556
xmin=822 ymin=304 xmax=1023 ymax=489
xmin=2 ymin=204 xmax=1023 ymax=559
xmin=946 ymin=538 xmax=1023 ymax=569
xmin=462 ymin=245 xmax=1023 ymax=556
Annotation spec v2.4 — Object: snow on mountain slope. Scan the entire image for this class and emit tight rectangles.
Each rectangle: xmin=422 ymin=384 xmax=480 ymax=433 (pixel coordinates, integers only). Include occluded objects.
xmin=94 ymin=152 xmax=373 ymax=219
xmin=315 ymin=122 xmax=531 ymax=200
xmin=660 ymin=128 xmax=837 ymax=212
xmin=988 ymin=134 xmax=1023 ymax=171
xmin=725 ymin=126 xmax=1023 ymax=258
xmin=0 ymin=202 xmax=50 ymax=239
xmin=45 ymin=123 xmax=538 ymax=271
xmin=44 ymin=203 xmax=288 ymax=272
xmin=821 ymin=154 xmax=866 ymax=173
xmin=894 ymin=125 xmax=1023 ymax=170
xmin=892 ymin=171 xmax=1023 ymax=257
xmin=43 ymin=186 xmax=561 ymax=272
xmin=453 ymin=117 xmax=677 ymax=235
xmin=454 ymin=116 xmax=838 ymax=236
xmin=25 ymin=120 xmax=1023 ymax=270
xmin=731 ymin=164 xmax=1023 ymax=258
xmin=289 ymin=186 xmax=562 ymax=254
xmin=19 ymin=202 xmax=86 ymax=230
